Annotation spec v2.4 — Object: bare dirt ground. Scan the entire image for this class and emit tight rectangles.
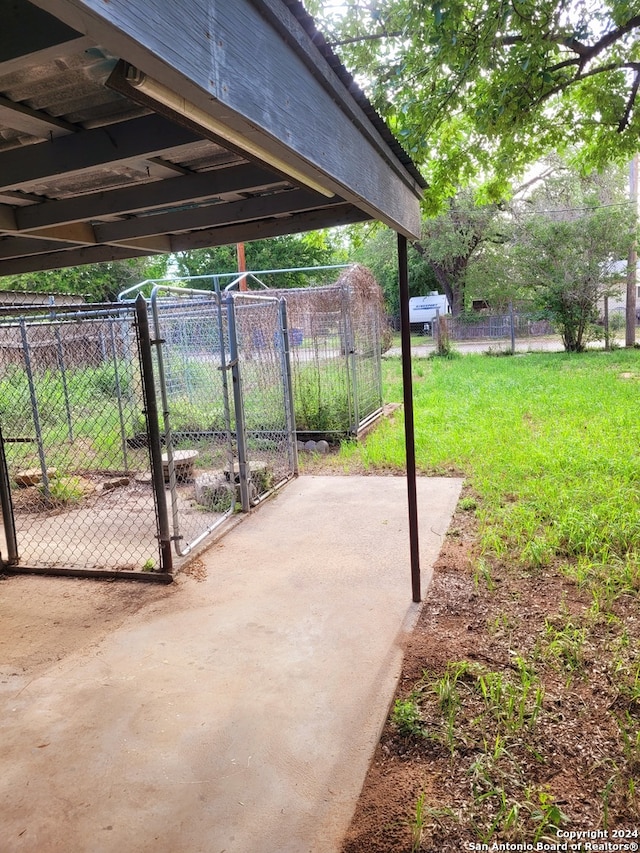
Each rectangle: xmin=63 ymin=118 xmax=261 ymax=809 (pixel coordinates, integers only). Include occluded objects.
xmin=0 ymin=574 xmax=173 ymax=682
xmin=340 ymin=493 xmax=640 ymax=852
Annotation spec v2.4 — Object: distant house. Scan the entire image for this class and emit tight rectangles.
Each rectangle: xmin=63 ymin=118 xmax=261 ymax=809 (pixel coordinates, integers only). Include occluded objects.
xmin=599 ymin=259 xmax=638 ymax=319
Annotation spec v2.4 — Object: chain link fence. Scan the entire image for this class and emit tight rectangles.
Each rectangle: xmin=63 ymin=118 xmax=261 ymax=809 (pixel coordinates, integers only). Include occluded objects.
xmin=0 ymin=290 xmax=298 ymax=578
xmin=148 ymin=286 xmax=296 ymax=561
xmin=443 ymin=313 xmax=554 ymax=341
xmin=0 ymin=305 xmax=161 ymax=575
xmin=230 ymin=292 xmax=297 ymax=498
xmin=271 ymin=265 xmax=385 ymax=437
xmin=127 ymin=264 xmax=386 ymax=440
xmin=0 ymin=265 xmax=383 ymax=579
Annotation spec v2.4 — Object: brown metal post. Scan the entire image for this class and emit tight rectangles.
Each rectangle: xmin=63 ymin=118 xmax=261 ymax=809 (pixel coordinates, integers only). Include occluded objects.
xmin=398 ymin=233 xmax=421 ymax=602
xmin=236 ymin=242 xmax=248 ymax=292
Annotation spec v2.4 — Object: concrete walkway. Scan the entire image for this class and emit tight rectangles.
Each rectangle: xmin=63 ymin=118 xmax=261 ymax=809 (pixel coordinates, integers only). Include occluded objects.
xmin=0 ymin=475 xmax=462 ymax=853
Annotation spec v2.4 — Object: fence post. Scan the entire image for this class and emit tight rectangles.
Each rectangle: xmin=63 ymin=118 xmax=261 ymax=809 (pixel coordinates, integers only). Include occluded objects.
xmin=0 ymin=422 xmax=18 ymax=566
xmin=213 ymin=277 xmax=238 ymax=493
xmin=134 ymin=294 xmax=173 ymax=574
xmin=226 ymin=294 xmax=251 ymax=512
xmin=19 ymin=319 xmax=49 ymax=497
xmin=279 ymin=297 xmax=299 ymax=475
xmin=509 ymin=301 xmax=516 ymax=355
xmin=109 ymin=320 xmax=129 ymax=469
xmin=54 ymin=326 xmax=74 ymax=442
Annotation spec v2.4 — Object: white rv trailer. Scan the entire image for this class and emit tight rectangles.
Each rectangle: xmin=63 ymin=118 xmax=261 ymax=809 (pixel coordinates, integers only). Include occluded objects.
xmin=408 ymin=292 xmax=450 ymax=332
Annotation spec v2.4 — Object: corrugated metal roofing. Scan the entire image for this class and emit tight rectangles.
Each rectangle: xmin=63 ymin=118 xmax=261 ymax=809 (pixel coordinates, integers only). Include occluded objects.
xmin=0 ymin=0 xmax=423 ymax=277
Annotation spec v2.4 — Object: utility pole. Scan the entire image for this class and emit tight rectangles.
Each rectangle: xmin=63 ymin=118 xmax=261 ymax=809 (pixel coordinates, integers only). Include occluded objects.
xmin=626 ymin=154 xmax=638 ymax=347
xmin=236 ymin=242 xmax=248 ymax=291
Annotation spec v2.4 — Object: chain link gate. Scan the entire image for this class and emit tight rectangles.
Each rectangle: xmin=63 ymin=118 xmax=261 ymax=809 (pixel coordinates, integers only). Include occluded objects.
xmin=148 ymin=285 xmax=297 ymax=562
xmin=344 ymin=288 xmax=384 ymax=434
xmin=0 ymin=304 xmax=166 ymax=578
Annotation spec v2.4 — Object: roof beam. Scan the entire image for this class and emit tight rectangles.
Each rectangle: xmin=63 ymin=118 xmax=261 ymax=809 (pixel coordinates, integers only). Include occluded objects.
xmin=0 ymin=244 xmax=151 ymax=276
xmin=170 ymin=203 xmax=371 ymax=251
xmin=27 ymin=222 xmax=97 ymax=245
xmin=0 ymin=95 xmax=77 ymax=139
xmin=0 ymin=190 xmax=47 ymax=206
xmin=0 ymin=212 xmax=99 ymax=247
xmin=0 ymin=114 xmax=203 ymax=192
xmin=0 ymin=237 xmax=79 ymax=260
xmin=0 ymin=205 xmax=370 ymax=275
xmin=0 ymin=188 xmax=337 ymax=252
xmin=11 ymin=164 xmax=284 ymax=231
xmin=93 ymin=189 xmax=338 ymax=243
xmin=112 ymin=235 xmax=171 ymax=253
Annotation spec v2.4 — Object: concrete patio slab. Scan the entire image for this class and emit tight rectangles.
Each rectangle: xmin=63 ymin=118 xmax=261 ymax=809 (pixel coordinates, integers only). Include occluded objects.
xmin=0 ymin=474 xmax=462 ymax=853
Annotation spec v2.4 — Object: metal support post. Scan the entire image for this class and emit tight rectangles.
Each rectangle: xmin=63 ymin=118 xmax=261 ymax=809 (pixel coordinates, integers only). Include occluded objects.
xmin=19 ymin=319 xmax=49 ymax=496
xmin=109 ymin=320 xmax=129 ymax=470
xmin=398 ymin=233 xmax=421 ymax=603
xmin=226 ymin=295 xmax=251 ymax=511
xmin=509 ymin=301 xmax=516 ymax=355
xmin=54 ymin=326 xmax=74 ymax=442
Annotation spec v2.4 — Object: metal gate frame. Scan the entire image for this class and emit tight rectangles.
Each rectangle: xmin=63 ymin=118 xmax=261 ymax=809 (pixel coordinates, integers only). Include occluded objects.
xmin=0 ymin=301 xmax=172 ymax=582
xmin=145 ymin=282 xmax=297 ymax=561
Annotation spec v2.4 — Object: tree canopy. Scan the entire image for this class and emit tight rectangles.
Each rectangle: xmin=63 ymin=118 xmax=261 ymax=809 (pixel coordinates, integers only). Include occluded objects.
xmin=310 ymin=0 xmax=640 ymax=207
xmin=0 ymin=256 xmax=170 ymax=303
xmin=510 ymin=162 xmax=635 ymax=350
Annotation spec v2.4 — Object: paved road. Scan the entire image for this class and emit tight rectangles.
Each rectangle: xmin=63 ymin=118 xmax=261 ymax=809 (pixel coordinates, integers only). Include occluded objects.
xmin=386 ymin=336 xmax=567 ymax=357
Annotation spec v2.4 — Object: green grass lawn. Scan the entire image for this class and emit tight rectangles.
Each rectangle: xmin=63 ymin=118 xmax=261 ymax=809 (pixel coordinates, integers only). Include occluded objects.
xmin=340 ymin=349 xmax=640 ymax=584
xmin=336 ymin=348 xmax=640 ymax=846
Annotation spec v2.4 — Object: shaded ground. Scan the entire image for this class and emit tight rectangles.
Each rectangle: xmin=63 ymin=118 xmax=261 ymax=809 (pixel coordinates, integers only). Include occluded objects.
xmin=0 ymin=574 xmax=172 ymax=682
xmin=340 ymin=493 xmax=640 ymax=852
xmin=0 ymin=475 xmax=461 ymax=853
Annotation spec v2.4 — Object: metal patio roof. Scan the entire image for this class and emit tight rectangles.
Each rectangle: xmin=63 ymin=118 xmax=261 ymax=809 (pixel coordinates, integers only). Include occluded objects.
xmin=0 ymin=0 xmax=424 ymax=277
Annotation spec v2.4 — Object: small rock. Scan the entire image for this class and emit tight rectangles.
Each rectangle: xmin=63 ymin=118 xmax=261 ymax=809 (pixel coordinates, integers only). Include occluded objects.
xmin=102 ymin=477 xmax=130 ymax=491
xmin=316 ymin=440 xmax=329 ymax=454
xmin=14 ymin=467 xmax=57 ymax=487
xmin=304 ymin=440 xmax=316 ymax=452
